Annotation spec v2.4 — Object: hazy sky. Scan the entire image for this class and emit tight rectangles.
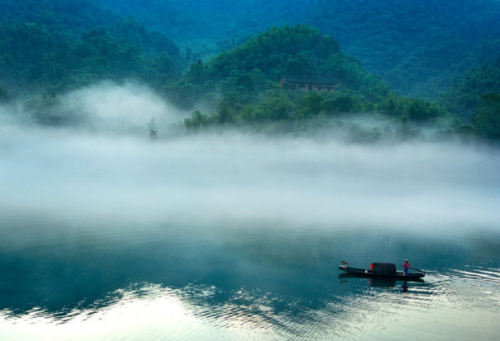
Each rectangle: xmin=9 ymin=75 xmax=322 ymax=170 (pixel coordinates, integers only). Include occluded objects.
xmin=1 ymin=83 xmax=499 ymax=229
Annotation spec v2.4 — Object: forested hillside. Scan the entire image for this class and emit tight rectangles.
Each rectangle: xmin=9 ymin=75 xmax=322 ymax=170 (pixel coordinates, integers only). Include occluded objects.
xmin=1 ymin=0 xmax=499 ymax=141
xmin=0 ymin=0 xmax=116 ymax=34
xmin=97 ymin=0 xmax=500 ymax=98
xmin=305 ymin=0 xmax=500 ymax=97
xmin=444 ymin=55 xmax=500 ymax=119
xmin=165 ymin=25 xmax=453 ymax=140
xmin=168 ymin=25 xmax=388 ymax=108
xmin=441 ymin=54 xmax=500 ymax=139
xmin=0 ymin=0 xmax=183 ymax=94
xmin=98 ymin=0 xmax=309 ymax=53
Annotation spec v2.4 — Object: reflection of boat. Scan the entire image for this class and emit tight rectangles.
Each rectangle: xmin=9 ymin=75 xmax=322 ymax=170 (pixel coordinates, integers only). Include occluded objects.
xmin=339 ymin=262 xmax=425 ymax=281
xmin=339 ymin=273 xmax=425 ymax=286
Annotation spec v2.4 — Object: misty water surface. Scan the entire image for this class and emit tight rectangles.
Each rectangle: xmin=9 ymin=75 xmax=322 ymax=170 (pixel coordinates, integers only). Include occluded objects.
xmin=2 ymin=83 xmax=499 ymax=226
xmin=1 ymin=83 xmax=500 ymax=340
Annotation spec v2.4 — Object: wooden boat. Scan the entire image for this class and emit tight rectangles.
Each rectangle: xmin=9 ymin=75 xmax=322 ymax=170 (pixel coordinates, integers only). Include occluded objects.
xmin=339 ymin=261 xmax=425 ymax=281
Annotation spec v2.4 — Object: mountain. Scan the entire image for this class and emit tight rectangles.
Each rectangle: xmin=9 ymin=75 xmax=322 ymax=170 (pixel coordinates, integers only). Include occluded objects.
xmin=97 ymin=0 xmax=500 ymax=98
xmin=164 ymin=25 xmax=389 ymax=109
xmin=169 ymin=25 xmax=450 ymax=139
xmin=443 ymin=54 xmax=500 ymax=120
xmin=0 ymin=0 xmax=183 ymax=94
xmin=1 ymin=0 xmax=499 ymax=140
xmin=0 ymin=0 xmax=117 ymax=35
xmin=98 ymin=0 xmax=310 ymax=53
xmin=304 ymin=0 xmax=500 ymax=97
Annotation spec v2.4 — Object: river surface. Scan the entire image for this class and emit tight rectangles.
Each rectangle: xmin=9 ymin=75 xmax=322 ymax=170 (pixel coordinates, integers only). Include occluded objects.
xmin=1 ymin=111 xmax=500 ymax=340
xmin=1 ymin=212 xmax=499 ymax=341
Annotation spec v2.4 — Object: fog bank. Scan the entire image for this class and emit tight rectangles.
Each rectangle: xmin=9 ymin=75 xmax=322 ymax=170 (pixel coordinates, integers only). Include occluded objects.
xmin=1 ymin=84 xmax=499 ymax=229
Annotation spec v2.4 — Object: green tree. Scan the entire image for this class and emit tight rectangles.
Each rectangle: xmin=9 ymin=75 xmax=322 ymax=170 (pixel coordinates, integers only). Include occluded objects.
xmin=472 ymin=93 xmax=500 ymax=140
xmin=184 ymin=110 xmax=209 ymax=130
xmin=157 ymin=52 xmax=176 ymax=76
xmin=407 ymin=98 xmax=444 ymax=122
xmin=216 ymin=103 xmax=234 ymax=125
xmin=301 ymin=92 xmax=325 ymax=116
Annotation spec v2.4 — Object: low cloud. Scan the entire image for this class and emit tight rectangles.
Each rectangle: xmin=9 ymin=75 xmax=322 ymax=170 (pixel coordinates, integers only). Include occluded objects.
xmin=1 ymin=84 xmax=500 ymax=231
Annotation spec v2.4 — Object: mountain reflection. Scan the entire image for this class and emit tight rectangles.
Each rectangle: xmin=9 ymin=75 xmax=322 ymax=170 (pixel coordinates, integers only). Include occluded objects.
xmin=0 ymin=216 xmax=342 ymax=319
xmin=1 ymin=213 xmax=500 ymax=332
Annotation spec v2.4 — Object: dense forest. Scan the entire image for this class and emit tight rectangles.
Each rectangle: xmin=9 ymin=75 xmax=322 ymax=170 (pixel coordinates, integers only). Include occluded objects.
xmin=97 ymin=0 xmax=500 ymax=98
xmin=305 ymin=0 xmax=500 ymax=97
xmin=444 ymin=55 xmax=500 ymax=119
xmin=0 ymin=0 xmax=183 ymax=94
xmin=98 ymin=0 xmax=309 ymax=53
xmin=0 ymin=0 xmax=499 ymax=141
xmin=167 ymin=25 xmax=451 ymax=140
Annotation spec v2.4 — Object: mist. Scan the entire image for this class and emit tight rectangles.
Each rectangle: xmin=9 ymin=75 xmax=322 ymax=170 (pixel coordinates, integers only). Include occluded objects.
xmin=1 ymin=83 xmax=500 ymax=230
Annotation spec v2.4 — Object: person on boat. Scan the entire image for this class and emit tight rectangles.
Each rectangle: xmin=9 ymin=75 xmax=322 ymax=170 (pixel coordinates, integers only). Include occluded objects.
xmin=403 ymin=259 xmax=410 ymax=275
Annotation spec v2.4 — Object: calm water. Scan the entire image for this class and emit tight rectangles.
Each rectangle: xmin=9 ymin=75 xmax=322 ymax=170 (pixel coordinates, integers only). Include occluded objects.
xmin=2 ymin=115 xmax=500 ymax=340
xmin=1 ymin=211 xmax=499 ymax=341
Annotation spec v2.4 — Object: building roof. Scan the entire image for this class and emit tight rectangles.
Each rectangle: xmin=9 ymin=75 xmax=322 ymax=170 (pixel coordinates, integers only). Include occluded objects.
xmin=281 ymin=75 xmax=340 ymax=84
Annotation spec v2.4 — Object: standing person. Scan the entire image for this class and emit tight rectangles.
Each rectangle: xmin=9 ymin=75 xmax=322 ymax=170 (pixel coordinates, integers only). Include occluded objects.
xmin=403 ymin=259 xmax=410 ymax=276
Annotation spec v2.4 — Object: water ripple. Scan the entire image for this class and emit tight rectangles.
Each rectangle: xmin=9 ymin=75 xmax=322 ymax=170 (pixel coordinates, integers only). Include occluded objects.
xmin=449 ymin=267 xmax=500 ymax=284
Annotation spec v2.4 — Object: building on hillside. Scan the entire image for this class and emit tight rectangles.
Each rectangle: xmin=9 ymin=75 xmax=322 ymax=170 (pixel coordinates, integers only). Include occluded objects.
xmin=280 ymin=76 xmax=341 ymax=92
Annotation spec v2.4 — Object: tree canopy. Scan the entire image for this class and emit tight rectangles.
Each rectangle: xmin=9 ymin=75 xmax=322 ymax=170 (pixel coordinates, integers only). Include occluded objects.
xmin=172 ymin=25 xmax=451 ymax=139
xmin=1 ymin=1 xmax=499 ymax=142
xmin=98 ymin=0 xmax=500 ymax=98
xmin=0 ymin=0 xmax=183 ymax=94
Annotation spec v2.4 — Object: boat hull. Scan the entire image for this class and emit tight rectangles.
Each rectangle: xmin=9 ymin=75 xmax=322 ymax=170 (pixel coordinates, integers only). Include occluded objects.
xmin=339 ymin=265 xmax=425 ymax=281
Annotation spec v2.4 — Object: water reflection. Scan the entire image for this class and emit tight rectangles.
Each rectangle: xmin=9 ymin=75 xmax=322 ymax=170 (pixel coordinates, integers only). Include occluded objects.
xmin=1 ymin=212 xmax=500 ymax=340
xmin=3 ymin=275 xmax=496 ymax=341
xmin=339 ymin=274 xmax=425 ymax=288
